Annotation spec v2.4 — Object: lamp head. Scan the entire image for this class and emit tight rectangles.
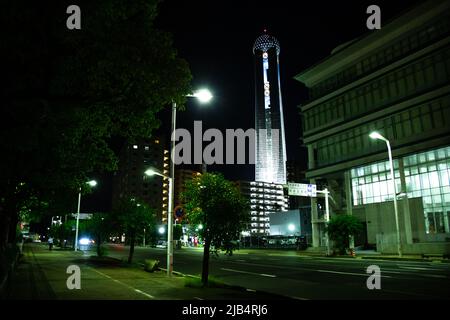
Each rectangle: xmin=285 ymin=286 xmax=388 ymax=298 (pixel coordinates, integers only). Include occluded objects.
xmin=193 ymin=89 xmax=213 ymax=103
xmin=87 ymin=180 xmax=97 ymax=187
xmin=369 ymin=131 xmax=386 ymax=141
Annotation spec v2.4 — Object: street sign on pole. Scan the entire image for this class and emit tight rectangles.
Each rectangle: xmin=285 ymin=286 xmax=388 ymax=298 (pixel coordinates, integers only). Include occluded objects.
xmin=287 ymin=182 xmax=317 ymax=197
xmin=71 ymin=213 xmax=93 ymax=220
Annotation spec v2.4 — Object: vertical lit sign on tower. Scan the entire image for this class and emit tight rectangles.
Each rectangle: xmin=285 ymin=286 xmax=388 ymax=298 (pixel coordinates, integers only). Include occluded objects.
xmin=262 ymin=52 xmax=270 ymax=110
xmin=262 ymin=51 xmax=273 ymax=182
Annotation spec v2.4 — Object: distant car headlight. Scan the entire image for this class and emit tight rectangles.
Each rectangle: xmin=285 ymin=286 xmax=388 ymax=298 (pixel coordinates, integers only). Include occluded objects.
xmin=79 ymin=238 xmax=90 ymax=245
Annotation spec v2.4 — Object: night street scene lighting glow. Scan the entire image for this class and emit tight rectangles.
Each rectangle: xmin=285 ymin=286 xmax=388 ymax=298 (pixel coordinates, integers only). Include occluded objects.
xmin=2 ymin=0 xmax=449 ymax=309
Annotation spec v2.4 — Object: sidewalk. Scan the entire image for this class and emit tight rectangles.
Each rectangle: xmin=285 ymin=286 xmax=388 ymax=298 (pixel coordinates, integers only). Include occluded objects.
xmin=6 ymin=244 xmax=284 ymax=300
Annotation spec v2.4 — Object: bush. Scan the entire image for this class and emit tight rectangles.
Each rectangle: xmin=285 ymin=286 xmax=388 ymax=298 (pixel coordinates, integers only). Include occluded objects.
xmin=143 ymin=259 xmax=160 ymax=272
xmin=326 ymin=214 xmax=363 ymax=255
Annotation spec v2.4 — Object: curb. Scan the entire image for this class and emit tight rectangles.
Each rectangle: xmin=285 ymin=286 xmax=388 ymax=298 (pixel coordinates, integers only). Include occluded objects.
xmin=359 ymin=256 xmax=449 ymax=263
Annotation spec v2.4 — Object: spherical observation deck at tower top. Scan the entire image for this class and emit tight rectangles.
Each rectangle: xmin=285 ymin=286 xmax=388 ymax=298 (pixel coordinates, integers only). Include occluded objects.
xmin=253 ymin=33 xmax=280 ymax=55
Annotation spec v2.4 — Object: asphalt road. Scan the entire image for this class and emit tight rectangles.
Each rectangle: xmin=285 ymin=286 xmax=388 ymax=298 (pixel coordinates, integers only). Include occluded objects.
xmin=105 ymin=244 xmax=450 ymax=300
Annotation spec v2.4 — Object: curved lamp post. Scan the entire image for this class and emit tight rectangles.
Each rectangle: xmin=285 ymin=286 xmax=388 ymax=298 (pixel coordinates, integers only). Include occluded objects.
xmin=369 ymin=131 xmax=402 ymax=257
xmin=165 ymin=89 xmax=213 ymax=276
xmin=75 ymin=180 xmax=97 ymax=251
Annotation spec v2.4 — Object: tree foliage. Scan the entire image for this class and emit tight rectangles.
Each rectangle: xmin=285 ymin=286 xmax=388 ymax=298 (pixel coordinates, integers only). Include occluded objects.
xmin=182 ymin=173 xmax=249 ymax=285
xmin=1 ymin=0 xmax=192 ymax=250
xmin=326 ymin=214 xmax=363 ymax=255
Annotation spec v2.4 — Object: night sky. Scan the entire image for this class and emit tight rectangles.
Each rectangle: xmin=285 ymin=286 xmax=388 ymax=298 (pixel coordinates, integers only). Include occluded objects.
xmin=84 ymin=0 xmax=424 ymax=212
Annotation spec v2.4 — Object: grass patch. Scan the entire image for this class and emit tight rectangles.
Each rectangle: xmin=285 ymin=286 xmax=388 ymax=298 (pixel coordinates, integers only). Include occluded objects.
xmin=87 ymin=256 xmax=122 ymax=267
xmin=184 ymin=275 xmax=227 ymax=288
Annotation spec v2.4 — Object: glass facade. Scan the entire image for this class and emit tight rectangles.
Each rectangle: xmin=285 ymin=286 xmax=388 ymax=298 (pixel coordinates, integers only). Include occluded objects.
xmin=351 ymin=146 xmax=450 ymax=234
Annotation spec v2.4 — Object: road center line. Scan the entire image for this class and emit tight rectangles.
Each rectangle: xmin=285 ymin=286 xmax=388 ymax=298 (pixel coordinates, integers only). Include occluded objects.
xmin=220 ymin=268 xmax=276 ymax=278
xmin=316 ymin=269 xmax=392 ymax=278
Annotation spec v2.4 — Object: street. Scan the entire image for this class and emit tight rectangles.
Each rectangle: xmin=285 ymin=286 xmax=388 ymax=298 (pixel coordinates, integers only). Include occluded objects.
xmin=106 ymin=244 xmax=450 ymax=300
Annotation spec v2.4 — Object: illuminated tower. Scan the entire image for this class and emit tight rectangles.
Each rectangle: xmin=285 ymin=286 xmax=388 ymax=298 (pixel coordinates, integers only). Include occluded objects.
xmin=253 ymin=32 xmax=287 ymax=184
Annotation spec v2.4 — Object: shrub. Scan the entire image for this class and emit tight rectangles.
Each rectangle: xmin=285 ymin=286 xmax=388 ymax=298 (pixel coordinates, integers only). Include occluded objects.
xmin=326 ymin=214 xmax=363 ymax=255
xmin=143 ymin=259 xmax=160 ymax=272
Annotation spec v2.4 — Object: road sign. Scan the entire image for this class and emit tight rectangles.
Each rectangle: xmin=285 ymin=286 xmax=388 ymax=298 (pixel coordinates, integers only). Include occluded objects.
xmin=287 ymin=182 xmax=317 ymax=197
xmin=71 ymin=213 xmax=93 ymax=220
xmin=174 ymin=206 xmax=185 ymax=220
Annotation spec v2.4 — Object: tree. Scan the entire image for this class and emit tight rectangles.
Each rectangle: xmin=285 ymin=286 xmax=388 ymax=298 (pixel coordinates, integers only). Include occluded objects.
xmin=182 ymin=173 xmax=249 ymax=286
xmin=114 ymin=196 xmax=156 ymax=263
xmin=85 ymin=213 xmax=113 ymax=256
xmin=326 ymin=214 xmax=363 ymax=255
xmin=1 ymin=0 xmax=192 ymax=251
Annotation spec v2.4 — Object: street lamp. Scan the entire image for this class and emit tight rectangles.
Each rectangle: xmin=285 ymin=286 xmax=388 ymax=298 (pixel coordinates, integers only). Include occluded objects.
xmin=164 ymin=89 xmax=213 ymax=276
xmin=369 ymin=131 xmax=402 ymax=257
xmin=74 ymin=179 xmax=97 ymax=251
xmin=145 ymin=168 xmax=173 ymax=276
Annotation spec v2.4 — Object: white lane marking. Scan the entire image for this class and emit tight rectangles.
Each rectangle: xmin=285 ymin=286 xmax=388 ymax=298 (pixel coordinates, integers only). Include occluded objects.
xmin=422 ymin=274 xmax=447 ymax=279
xmin=399 ymin=266 xmax=442 ymax=271
xmin=260 ymin=273 xmax=277 ymax=278
xmin=135 ymin=289 xmax=155 ymax=298
xmin=382 ymin=270 xmax=405 ymax=274
xmin=90 ymin=268 xmax=155 ymax=299
xmin=220 ymin=268 xmax=276 ymax=278
xmin=246 ymin=289 xmax=256 ymax=292
xmin=291 ymin=296 xmax=310 ymax=300
xmin=194 ymin=296 xmax=204 ymax=300
xmin=316 ymin=269 xmax=392 ymax=278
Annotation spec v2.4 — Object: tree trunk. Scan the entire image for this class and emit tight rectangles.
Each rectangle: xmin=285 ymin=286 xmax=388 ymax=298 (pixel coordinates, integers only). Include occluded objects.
xmin=0 ymin=213 xmax=11 ymax=252
xmin=201 ymin=237 xmax=211 ymax=286
xmin=97 ymin=234 xmax=101 ymax=256
xmin=128 ymin=232 xmax=135 ymax=263
xmin=8 ymin=212 xmax=18 ymax=244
